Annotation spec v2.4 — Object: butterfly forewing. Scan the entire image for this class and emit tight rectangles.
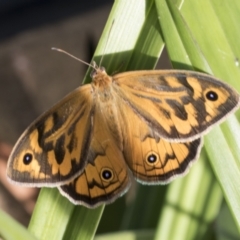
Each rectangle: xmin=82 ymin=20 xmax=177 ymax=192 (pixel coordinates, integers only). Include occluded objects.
xmin=7 ymin=85 xmax=95 ymax=186
xmin=114 ymin=70 xmax=240 ymax=142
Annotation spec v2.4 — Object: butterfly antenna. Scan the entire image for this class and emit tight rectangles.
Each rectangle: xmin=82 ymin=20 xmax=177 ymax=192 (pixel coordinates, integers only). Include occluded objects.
xmin=99 ymin=19 xmax=115 ymax=67
xmin=51 ymin=48 xmax=97 ymax=70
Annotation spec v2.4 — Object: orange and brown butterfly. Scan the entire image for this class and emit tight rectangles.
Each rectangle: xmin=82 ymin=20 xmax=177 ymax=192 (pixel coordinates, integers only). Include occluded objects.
xmin=6 ymin=50 xmax=240 ymax=208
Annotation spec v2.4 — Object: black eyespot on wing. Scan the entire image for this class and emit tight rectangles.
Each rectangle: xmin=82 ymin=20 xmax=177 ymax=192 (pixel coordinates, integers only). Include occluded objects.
xmin=148 ymin=154 xmax=157 ymax=163
xmin=146 ymin=152 xmax=159 ymax=166
xmin=23 ymin=153 xmax=33 ymax=165
xmin=101 ymin=168 xmax=113 ymax=181
xmin=206 ymin=90 xmax=218 ymax=101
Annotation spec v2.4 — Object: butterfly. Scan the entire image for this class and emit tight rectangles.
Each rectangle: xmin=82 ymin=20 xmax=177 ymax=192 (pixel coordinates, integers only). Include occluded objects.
xmin=6 ymin=60 xmax=240 ymax=208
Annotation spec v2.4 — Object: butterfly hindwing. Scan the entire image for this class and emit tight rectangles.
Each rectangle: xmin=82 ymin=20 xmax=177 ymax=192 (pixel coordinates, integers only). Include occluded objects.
xmin=60 ymin=102 xmax=131 ymax=207
xmin=59 ymin=143 xmax=131 ymax=207
xmin=118 ymin=100 xmax=202 ymax=184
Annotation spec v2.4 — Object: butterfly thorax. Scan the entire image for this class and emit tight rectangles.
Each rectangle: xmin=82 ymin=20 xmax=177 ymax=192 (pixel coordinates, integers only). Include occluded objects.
xmin=90 ymin=67 xmax=124 ymax=149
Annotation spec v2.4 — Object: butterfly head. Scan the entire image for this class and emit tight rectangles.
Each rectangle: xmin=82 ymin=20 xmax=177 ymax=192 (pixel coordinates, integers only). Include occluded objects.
xmin=90 ymin=61 xmax=112 ymax=88
xmin=90 ymin=61 xmax=106 ymax=77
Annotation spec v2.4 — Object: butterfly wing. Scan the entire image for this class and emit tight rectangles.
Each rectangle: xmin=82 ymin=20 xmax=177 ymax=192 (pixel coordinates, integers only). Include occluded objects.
xmin=59 ymin=103 xmax=131 ymax=207
xmin=59 ymin=144 xmax=131 ymax=207
xmin=120 ymin=103 xmax=202 ymax=184
xmin=7 ymin=85 xmax=95 ymax=186
xmin=114 ymin=70 xmax=240 ymax=141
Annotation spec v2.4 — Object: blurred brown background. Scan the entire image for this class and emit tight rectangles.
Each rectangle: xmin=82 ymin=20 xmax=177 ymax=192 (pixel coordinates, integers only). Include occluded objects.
xmin=0 ymin=0 xmax=171 ymax=226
